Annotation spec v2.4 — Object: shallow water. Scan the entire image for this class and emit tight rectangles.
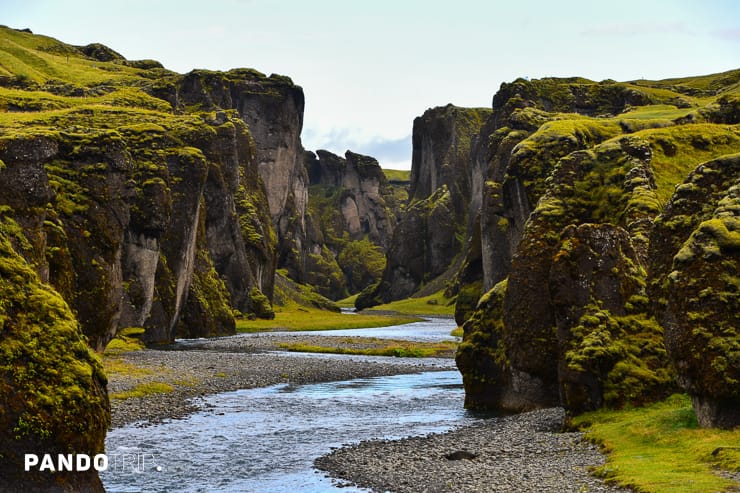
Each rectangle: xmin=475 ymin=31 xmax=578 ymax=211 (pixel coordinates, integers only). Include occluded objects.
xmin=175 ymin=317 xmax=459 ymax=346
xmin=103 ymin=318 xmax=477 ymax=492
xmin=273 ymin=317 xmax=459 ymax=341
xmin=102 ymin=370 xmax=481 ymax=492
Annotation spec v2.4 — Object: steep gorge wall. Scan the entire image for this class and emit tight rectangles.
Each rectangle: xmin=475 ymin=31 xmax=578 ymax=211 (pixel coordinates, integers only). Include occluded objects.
xmin=167 ymin=69 xmax=307 ymax=294
xmin=0 ymin=35 xmax=311 ymax=348
xmin=357 ymin=105 xmax=490 ymax=308
xmin=0 ymin=108 xmax=274 ymax=348
xmin=301 ymin=149 xmax=399 ymax=299
xmin=456 ymin=72 xmax=740 ymax=427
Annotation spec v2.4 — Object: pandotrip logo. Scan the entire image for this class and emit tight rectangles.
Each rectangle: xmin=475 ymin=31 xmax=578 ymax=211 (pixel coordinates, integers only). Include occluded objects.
xmin=24 ymin=453 xmax=163 ymax=473
xmin=25 ymin=454 xmax=108 ymax=472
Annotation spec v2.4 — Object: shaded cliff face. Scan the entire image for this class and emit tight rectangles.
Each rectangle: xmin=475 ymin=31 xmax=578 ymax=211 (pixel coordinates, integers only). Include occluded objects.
xmin=0 ymin=27 xmax=282 ymax=348
xmin=357 ymin=105 xmax=490 ymax=308
xmin=456 ymin=70 xmax=740 ymax=424
xmin=301 ymin=149 xmax=397 ymax=299
xmin=307 ymin=150 xmax=396 ymax=247
xmin=0 ymin=221 xmax=109 ymax=492
xmin=173 ymin=69 xmax=306 ymax=290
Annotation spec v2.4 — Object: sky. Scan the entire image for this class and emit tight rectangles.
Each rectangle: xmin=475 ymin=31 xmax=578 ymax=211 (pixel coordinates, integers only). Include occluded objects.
xmin=3 ymin=0 xmax=739 ymax=169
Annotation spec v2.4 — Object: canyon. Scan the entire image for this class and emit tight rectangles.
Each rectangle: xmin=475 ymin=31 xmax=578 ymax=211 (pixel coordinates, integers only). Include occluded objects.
xmin=0 ymin=25 xmax=738 ymax=491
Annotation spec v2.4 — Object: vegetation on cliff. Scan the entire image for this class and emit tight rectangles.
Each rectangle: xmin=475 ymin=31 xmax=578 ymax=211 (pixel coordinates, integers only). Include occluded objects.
xmin=0 ymin=26 xmax=288 ymax=350
xmin=454 ymin=69 xmax=740 ymax=431
xmin=0 ymin=217 xmax=109 ymax=491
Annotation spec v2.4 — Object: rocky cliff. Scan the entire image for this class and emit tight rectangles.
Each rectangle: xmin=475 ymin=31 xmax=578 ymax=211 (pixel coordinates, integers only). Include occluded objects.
xmin=0 ymin=25 xmax=314 ymax=489
xmin=0 ymin=27 xmax=307 ymax=350
xmin=356 ymin=105 xmax=490 ymax=308
xmin=168 ymin=69 xmax=307 ymax=293
xmin=301 ymin=149 xmax=400 ymax=299
xmin=648 ymin=153 xmax=739 ymax=428
xmin=0 ymin=216 xmax=110 ymax=491
xmin=455 ymin=70 xmax=740 ymax=427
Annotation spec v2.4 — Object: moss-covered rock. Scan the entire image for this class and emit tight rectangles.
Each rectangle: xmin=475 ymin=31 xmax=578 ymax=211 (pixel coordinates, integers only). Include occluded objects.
xmin=359 ymin=105 xmax=489 ymax=309
xmin=0 ymin=221 xmax=109 ymax=491
xmin=649 ymin=154 xmax=740 ymax=428
xmin=302 ymin=149 xmax=397 ymax=299
xmin=551 ymin=224 xmax=675 ymax=414
xmin=360 ymin=184 xmax=458 ymax=307
xmin=455 ymin=279 xmax=512 ymax=410
xmin=0 ymin=28 xmax=284 ymax=347
xmin=456 ymin=71 xmax=740 ymax=418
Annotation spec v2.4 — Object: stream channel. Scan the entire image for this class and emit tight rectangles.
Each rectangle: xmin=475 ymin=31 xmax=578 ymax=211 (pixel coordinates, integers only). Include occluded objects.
xmin=102 ymin=318 xmax=487 ymax=492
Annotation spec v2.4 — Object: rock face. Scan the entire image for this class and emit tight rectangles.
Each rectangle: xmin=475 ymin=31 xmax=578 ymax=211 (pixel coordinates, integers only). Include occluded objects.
xmin=357 ymin=105 xmax=490 ymax=308
xmin=648 ymin=154 xmax=740 ymax=428
xmin=455 ymin=72 xmax=740 ymax=424
xmin=173 ymin=69 xmax=307 ymax=294
xmin=0 ymin=28 xmax=298 ymax=349
xmin=0 ymin=221 xmax=109 ymax=492
xmin=307 ymin=150 xmax=396 ymax=248
xmin=301 ymin=149 xmax=399 ymax=299
xmin=0 ymin=111 xmax=273 ymax=348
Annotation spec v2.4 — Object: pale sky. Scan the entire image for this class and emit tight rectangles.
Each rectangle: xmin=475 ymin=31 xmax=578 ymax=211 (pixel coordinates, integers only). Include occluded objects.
xmin=3 ymin=0 xmax=739 ymax=168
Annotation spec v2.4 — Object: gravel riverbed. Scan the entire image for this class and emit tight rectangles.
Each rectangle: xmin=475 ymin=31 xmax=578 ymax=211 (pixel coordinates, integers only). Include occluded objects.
xmin=316 ymin=408 xmax=631 ymax=493
xmin=107 ymin=333 xmax=628 ymax=492
xmin=107 ymin=333 xmax=452 ymax=428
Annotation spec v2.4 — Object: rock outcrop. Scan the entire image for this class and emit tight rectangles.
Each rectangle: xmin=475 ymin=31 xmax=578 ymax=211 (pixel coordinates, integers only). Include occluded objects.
xmin=301 ymin=149 xmax=399 ymax=299
xmin=455 ymin=71 xmax=740 ymax=425
xmin=0 ymin=219 xmax=110 ymax=492
xmin=170 ymin=69 xmax=307 ymax=294
xmin=357 ymin=105 xmax=490 ymax=308
xmin=648 ymin=154 xmax=740 ymax=428
xmin=0 ymin=27 xmax=293 ymax=349
xmin=306 ymin=150 xmax=396 ymax=248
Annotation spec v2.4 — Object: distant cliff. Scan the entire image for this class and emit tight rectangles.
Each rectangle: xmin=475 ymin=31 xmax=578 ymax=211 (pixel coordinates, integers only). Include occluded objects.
xmin=301 ymin=149 xmax=401 ymax=299
xmin=356 ymin=105 xmax=490 ymax=308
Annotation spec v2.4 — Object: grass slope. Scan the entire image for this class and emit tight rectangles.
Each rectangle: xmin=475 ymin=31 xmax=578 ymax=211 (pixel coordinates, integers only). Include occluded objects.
xmin=573 ymin=394 xmax=740 ymax=493
xmin=235 ymin=308 xmax=420 ymax=332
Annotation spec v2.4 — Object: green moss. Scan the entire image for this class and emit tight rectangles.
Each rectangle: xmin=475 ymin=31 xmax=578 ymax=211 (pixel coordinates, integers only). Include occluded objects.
xmin=0 ymin=224 xmax=109 ymax=462
xmin=236 ymin=304 xmax=417 ymax=332
xmin=382 ymin=168 xmax=411 ymax=182
xmin=103 ymin=327 xmax=146 ymax=355
xmin=249 ymin=287 xmax=274 ymax=320
xmin=278 ymin=339 xmax=457 ymax=358
xmin=564 ymin=305 xmax=675 ymax=409
xmin=638 ymin=125 xmax=740 ymax=205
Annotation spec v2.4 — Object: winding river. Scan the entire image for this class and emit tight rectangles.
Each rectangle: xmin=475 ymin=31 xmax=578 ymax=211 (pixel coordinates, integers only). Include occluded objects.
xmin=102 ymin=318 xmax=481 ymax=492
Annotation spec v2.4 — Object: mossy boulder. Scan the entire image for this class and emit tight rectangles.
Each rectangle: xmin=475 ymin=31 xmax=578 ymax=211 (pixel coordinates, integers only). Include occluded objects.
xmin=550 ymin=224 xmax=675 ymax=414
xmin=248 ymin=287 xmax=275 ymax=320
xmin=453 ymin=70 xmax=740 ymax=414
xmin=649 ymin=154 xmax=740 ymax=428
xmin=455 ymin=279 xmax=511 ymax=410
xmin=0 ymin=223 xmax=109 ymax=491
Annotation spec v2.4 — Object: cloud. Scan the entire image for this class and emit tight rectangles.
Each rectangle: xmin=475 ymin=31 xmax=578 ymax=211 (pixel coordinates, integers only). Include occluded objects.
xmin=712 ymin=27 xmax=740 ymax=40
xmin=580 ymin=21 xmax=694 ymax=37
xmin=302 ymin=129 xmax=412 ymax=169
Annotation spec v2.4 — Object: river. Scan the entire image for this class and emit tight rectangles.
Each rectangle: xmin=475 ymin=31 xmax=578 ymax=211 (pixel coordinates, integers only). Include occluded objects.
xmin=102 ymin=318 xmax=481 ymax=493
